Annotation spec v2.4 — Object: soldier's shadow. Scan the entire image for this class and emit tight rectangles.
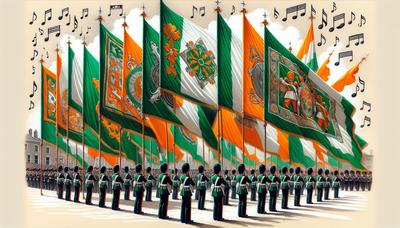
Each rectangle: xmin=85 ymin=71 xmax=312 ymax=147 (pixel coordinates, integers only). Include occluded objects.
xmin=219 ymin=218 xmax=273 ymax=227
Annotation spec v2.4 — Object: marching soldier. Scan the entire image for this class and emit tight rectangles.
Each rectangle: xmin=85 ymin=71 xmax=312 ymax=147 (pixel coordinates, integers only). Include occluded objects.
xmin=211 ymin=163 xmax=228 ymax=221
xmin=145 ymin=167 xmax=156 ymax=202
xmin=289 ymin=168 xmax=295 ymax=195
xmin=257 ymin=164 xmax=269 ymax=214
xmin=268 ymin=166 xmax=280 ymax=212
xmin=64 ymin=167 xmax=72 ymax=201
xmin=349 ymin=170 xmax=355 ymax=191
xmin=316 ymin=168 xmax=325 ymax=202
xmin=305 ymin=168 xmax=316 ymax=204
xmin=344 ymin=170 xmax=350 ymax=191
xmin=223 ymin=170 xmax=231 ymax=205
xmin=73 ymin=166 xmax=82 ymax=203
xmin=85 ymin=166 xmax=96 ymax=205
xmin=249 ymin=169 xmax=257 ymax=202
xmin=123 ymin=166 xmax=132 ymax=200
xmin=231 ymin=169 xmax=237 ymax=199
xmin=44 ymin=171 xmax=49 ymax=190
xmin=367 ymin=171 xmax=372 ymax=191
xmin=50 ymin=170 xmax=56 ymax=190
xmin=293 ymin=167 xmax=304 ymax=206
xmin=236 ymin=164 xmax=251 ymax=217
xmin=355 ymin=171 xmax=361 ymax=191
xmin=98 ymin=166 xmax=109 ymax=208
xmin=324 ymin=169 xmax=331 ymax=200
xmin=196 ymin=165 xmax=209 ymax=210
xmin=340 ymin=172 xmax=345 ymax=190
xmin=158 ymin=163 xmax=173 ymax=219
xmin=56 ymin=166 xmax=64 ymax=199
xmin=172 ymin=168 xmax=180 ymax=200
xmin=133 ymin=164 xmax=146 ymax=214
xmin=332 ymin=170 xmax=341 ymax=198
xmin=361 ymin=172 xmax=367 ymax=191
xmin=280 ymin=167 xmax=290 ymax=209
xmin=180 ymin=163 xmax=195 ymax=224
xmin=111 ymin=165 xmax=123 ymax=210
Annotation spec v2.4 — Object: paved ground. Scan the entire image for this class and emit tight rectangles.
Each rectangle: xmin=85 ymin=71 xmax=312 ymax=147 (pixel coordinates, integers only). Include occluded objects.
xmin=26 ymin=187 xmax=372 ymax=228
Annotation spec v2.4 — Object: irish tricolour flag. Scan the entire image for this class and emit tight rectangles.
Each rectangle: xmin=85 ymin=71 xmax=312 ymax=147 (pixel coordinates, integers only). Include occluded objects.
xmin=296 ymin=22 xmax=318 ymax=72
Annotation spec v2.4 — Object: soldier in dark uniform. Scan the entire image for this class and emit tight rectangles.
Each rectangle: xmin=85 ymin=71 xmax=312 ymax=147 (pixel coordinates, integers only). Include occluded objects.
xmin=355 ymin=171 xmax=361 ymax=191
xmin=211 ymin=163 xmax=228 ymax=221
xmin=236 ymin=164 xmax=251 ymax=217
xmin=98 ymin=166 xmax=109 ymax=208
xmin=349 ymin=170 xmax=355 ymax=191
xmin=249 ymin=169 xmax=257 ymax=202
xmin=231 ymin=169 xmax=237 ymax=199
xmin=332 ymin=170 xmax=341 ymax=198
xmin=44 ymin=171 xmax=49 ymax=190
xmin=180 ymin=163 xmax=195 ymax=224
xmin=123 ymin=166 xmax=132 ymax=200
xmin=361 ymin=172 xmax=367 ymax=191
xmin=269 ymin=166 xmax=280 ymax=211
xmin=64 ymin=167 xmax=72 ymax=201
xmin=293 ymin=167 xmax=304 ymax=206
xmin=367 ymin=171 xmax=372 ymax=191
xmin=73 ymin=166 xmax=82 ymax=203
xmin=289 ymin=167 xmax=295 ymax=195
xmin=316 ymin=168 xmax=325 ymax=202
xmin=324 ymin=169 xmax=331 ymax=200
xmin=57 ymin=166 xmax=64 ymax=199
xmin=171 ymin=168 xmax=180 ymax=200
xmin=300 ymin=170 xmax=305 ymax=195
xmin=257 ymin=164 xmax=270 ymax=214
xmin=305 ymin=168 xmax=316 ymax=204
xmin=50 ymin=170 xmax=55 ymax=190
xmin=111 ymin=165 xmax=123 ymax=210
xmin=133 ymin=164 xmax=147 ymax=214
xmin=196 ymin=165 xmax=209 ymax=210
xmin=344 ymin=170 xmax=349 ymax=191
xmin=85 ymin=166 xmax=96 ymax=205
xmin=223 ymin=170 xmax=231 ymax=205
xmin=280 ymin=166 xmax=290 ymax=209
xmin=158 ymin=163 xmax=173 ymax=219
xmin=145 ymin=167 xmax=156 ymax=202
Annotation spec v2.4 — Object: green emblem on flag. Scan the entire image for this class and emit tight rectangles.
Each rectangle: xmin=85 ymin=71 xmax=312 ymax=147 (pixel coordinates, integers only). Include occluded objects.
xmin=125 ymin=65 xmax=143 ymax=117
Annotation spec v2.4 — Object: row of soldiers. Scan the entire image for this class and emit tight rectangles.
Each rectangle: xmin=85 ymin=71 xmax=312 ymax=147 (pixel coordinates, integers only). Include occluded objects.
xmin=32 ymin=164 xmax=372 ymax=224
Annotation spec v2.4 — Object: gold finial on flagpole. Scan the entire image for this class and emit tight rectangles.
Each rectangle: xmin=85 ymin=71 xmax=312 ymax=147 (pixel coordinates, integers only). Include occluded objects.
xmin=82 ymin=35 xmax=87 ymax=46
xmin=215 ymin=0 xmax=222 ymax=13
xmin=97 ymin=7 xmax=103 ymax=22
xmin=240 ymin=0 xmax=247 ymax=14
xmin=39 ymin=54 xmax=44 ymax=64
xmin=67 ymin=36 xmax=71 ymax=46
xmin=55 ymin=43 xmax=59 ymax=53
xmin=122 ymin=13 xmax=128 ymax=28
xmin=261 ymin=11 xmax=268 ymax=26
xmin=288 ymin=42 xmax=293 ymax=53
xmin=360 ymin=54 xmax=369 ymax=64
xmin=140 ymin=4 xmax=147 ymax=18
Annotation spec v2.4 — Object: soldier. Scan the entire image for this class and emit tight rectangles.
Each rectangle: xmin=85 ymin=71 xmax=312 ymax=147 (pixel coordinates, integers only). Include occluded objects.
xmin=171 ymin=168 xmax=180 ymax=200
xmin=367 ymin=171 xmax=372 ymax=191
xmin=64 ymin=167 xmax=72 ymax=201
xmin=236 ymin=164 xmax=251 ymax=217
xmin=361 ymin=172 xmax=367 ymax=191
xmin=300 ymin=170 xmax=305 ymax=195
xmin=44 ymin=171 xmax=49 ymax=190
xmin=123 ymin=166 xmax=132 ymax=200
xmin=211 ymin=163 xmax=228 ymax=221
xmin=289 ymin=168 xmax=295 ymax=195
xmin=231 ymin=169 xmax=237 ymax=199
xmin=180 ymin=163 xmax=195 ymax=224
xmin=196 ymin=165 xmax=209 ymax=210
xmin=280 ymin=166 xmax=290 ymax=209
xmin=133 ymin=164 xmax=147 ymax=214
xmin=316 ymin=168 xmax=325 ymax=202
xmin=50 ymin=170 xmax=55 ymax=191
xmin=85 ymin=166 xmax=96 ymax=205
xmin=158 ymin=163 xmax=173 ymax=219
xmin=305 ymin=168 xmax=316 ymax=204
xmin=249 ymin=169 xmax=257 ymax=202
xmin=111 ymin=165 xmax=123 ymax=210
xmin=257 ymin=164 xmax=269 ymax=214
xmin=344 ymin=170 xmax=350 ymax=191
xmin=98 ymin=166 xmax=109 ymax=208
xmin=268 ymin=166 xmax=280 ymax=212
xmin=73 ymin=166 xmax=82 ymax=203
xmin=332 ymin=170 xmax=341 ymax=198
xmin=293 ymin=167 xmax=304 ymax=206
xmin=355 ymin=171 xmax=361 ymax=191
xmin=349 ymin=170 xmax=355 ymax=191
xmin=56 ymin=166 xmax=64 ymax=199
xmin=340 ymin=172 xmax=345 ymax=190
xmin=324 ymin=169 xmax=331 ymax=200
xmin=145 ymin=167 xmax=156 ymax=202
xmin=223 ymin=170 xmax=231 ymax=205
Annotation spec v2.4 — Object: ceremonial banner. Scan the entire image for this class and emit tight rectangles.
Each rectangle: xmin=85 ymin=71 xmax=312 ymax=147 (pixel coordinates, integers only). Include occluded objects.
xmin=83 ymin=47 xmax=99 ymax=132
xmin=160 ymin=1 xmax=218 ymax=108
xmin=332 ymin=60 xmax=362 ymax=92
xmin=56 ymin=53 xmax=67 ymax=136
xmin=264 ymin=27 xmax=365 ymax=169
xmin=68 ymin=46 xmax=83 ymax=142
xmin=297 ymin=22 xmax=318 ymax=72
xmin=41 ymin=65 xmax=57 ymax=145
xmin=316 ymin=52 xmax=332 ymax=81
xmin=173 ymin=126 xmax=204 ymax=163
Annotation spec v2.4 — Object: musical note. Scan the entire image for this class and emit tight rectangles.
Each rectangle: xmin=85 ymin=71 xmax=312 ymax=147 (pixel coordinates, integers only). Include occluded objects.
xmin=346 ymin=33 xmax=364 ymax=48
xmin=107 ymin=5 xmax=123 ymax=17
xmin=191 ymin=6 xmax=198 ymax=19
xmin=348 ymin=11 xmax=355 ymax=25
xmin=329 ymin=13 xmax=345 ymax=32
xmin=72 ymin=16 xmax=78 ymax=32
xmin=41 ymin=8 xmax=52 ymax=25
xmin=334 ymin=36 xmax=339 ymax=46
xmin=311 ymin=4 xmax=316 ymax=16
xmin=360 ymin=101 xmax=371 ymax=112
xmin=29 ymin=12 xmax=37 ymax=25
xmin=44 ymin=25 xmax=61 ymax=42
xmin=30 ymin=50 xmax=38 ymax=61
xmin=58 ymin=7 xmax=69 ymax=20
xmin=282 ymin=3 xmax=306 ymax=21
xmin=32 ymin=33 xmax=37 ymax=47
xmin=66 ymin=14 xmax=71 ymax=26
xmin=360 ymin=116 xmax=371 ymax=128
xmin=79 ymin=26 xmax=83 ymax=37
xmin=317 ymin=34 xmax=326 ymax=46
xmin=331 ymin=2 xmax=337 ymax=13
xmin=274 ymin=7 xmax=279 ymax=19
xmin=351 ymin=76 xmax=365 ymax=97
xmin=32 ymin=65 xmax=36 ymax=75
xmin=318 ymin=9 xmax=327 ymax=29
xmin=86 ymin=26 xmax=91 ymax=34
xmin=38 ymin=27 xmax=44 ymax=35
xmin=29 ymin=81 xmax=38 ymax=98
xmin=359 ymin=14 xmax=366 ymax=27
xmin=335 ymin=51 xmax=353 ymax=66
xmin=28 ymin=100 xmax=35 ymax=110
xmin=81 ymin=8 xmax=89 ymax=19
xmin=199 ymin=6 xmax=206 ymax=17
xmin=230 ymin=5 xmax=236 ymax=15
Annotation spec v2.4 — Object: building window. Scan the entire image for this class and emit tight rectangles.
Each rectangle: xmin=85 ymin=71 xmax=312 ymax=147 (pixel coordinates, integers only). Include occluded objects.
xmin=45 ymin=157 xmax=50 ymax=165
xmin=34 ymin=155 xmax=38 ymax=164
xmin=34 ymin=145 xmax=39 ymax=152
xmin=27 ymin=155 xmax=31 ymax=163
xmin=25 ymin=144 xmax=27 ymax=151
xmin=46 ymin=147 xmax=50 ymax=154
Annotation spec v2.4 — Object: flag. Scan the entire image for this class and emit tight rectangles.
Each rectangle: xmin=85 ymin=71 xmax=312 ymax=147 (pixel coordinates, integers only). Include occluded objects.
xmin=264 ymin=26 xmax=365 ymax=169
xmin=173 ymin=126 xmax=204 ymax=163
xmin=160 ymin=1 xmax=218 ymax=108
xmin=56 ymin=53 xmax=68 ymax=136
xmin=316 ymin=51 xmax=332 ymax=81
xmin=217 ymin=13 xmax=243 ymax=114
xmin=296 ymin=21 xmax=318 ymax=71
xmin=41 ymin=64 xmax=57 ymax=145
xmin=332 ymin=59 xmax=363 ymax=92
xmin=243 ymin=15 xmax=264 ymax=120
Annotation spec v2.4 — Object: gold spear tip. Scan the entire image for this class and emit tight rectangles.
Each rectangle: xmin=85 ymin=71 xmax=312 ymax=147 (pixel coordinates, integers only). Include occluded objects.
xmin=39 ymin=54 xmax=44 ymax=64
xmin=97 ymin=7 xmax=103 ymax=22
xmin=140 ymin=4 xmax=147 ymax=18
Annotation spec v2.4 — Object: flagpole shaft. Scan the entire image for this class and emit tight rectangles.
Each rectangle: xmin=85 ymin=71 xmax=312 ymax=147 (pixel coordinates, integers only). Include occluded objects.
xmin=166 ymin=122 xmax=169 ymax=168
xmin=40 ymin=140 xmax=43 ymax=196
xmin=218 ymin=108 xmax=221 ymax=164
xmin=67 ymin=105 xmax=70 ymax=168
xmin=264 ymin=121 xmax=267 ymax=166
xmin=82 ymin=124 xmax=85 ymax=199
xmin=241 ymin=114 xmax=245 ymax=164
xmin=119 ymin=127 xmax=122 ymax=168
xmin=150 ymin=140 xmax=153 ymax=168
xmin=99 ymin=114 xmax=102 ymax=169
xmin=142 ymin=120 xmax=145 ymax=167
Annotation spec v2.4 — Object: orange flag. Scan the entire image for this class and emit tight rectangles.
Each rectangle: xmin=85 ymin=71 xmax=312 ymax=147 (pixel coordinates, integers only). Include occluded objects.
xmin=277 ymin=130 xmax=290 ymax=162
xmin=332 ymin=58 xmax=365 ymax=92
xmin=312 ymin=141 xmax=329 ymax=167
xmin=316 ymin=51 xmax=333 ymax=81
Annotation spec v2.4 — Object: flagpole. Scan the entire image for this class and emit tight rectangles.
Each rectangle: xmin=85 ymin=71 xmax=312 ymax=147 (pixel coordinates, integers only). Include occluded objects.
xmin=241 ymin=3 xmax=247 ymax=165
xmin=97 ymin=8 xmax=103 ymax=170
xmin=81 ymin=37 xmax=86 ymax=199
xmin=215 ymin=1 xmax=222 ymax=167
xmin=55 ymin=45 xmax=60 ymax=195
xmin=202 ymin=139 xmax=205 ymax=167
xmin=165 ymin=121 xmax=169 ymax=168
xmin=150 ymin=140 xmax=153 ymax=168
xmin=39 ymin=55 xmax=44 ymax=196
xmin=66 ymin=37 xmax=71 ymax=169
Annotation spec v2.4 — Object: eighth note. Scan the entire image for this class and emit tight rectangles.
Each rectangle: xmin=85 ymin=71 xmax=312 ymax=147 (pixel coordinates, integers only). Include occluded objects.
xmin=335 ymin=51 xmax=353 ymax=66
xmin=360 ymin=116 xmax=371 ymax=128
xmin=274 ymin=7 xmax=279 ymax=19
xmin=29 ymin=81 xmax=38 ymax=98
xmin=230 ymin=5 xmax=236 ymax=15
xmin=282 ymin=3 xmax=306 ymax=22
xmin=107 ymin=5 xmax=123 ymax=17
xmin=348 ymin=11 xmax=355 ymax=25
xmin=346 ymin=33 xmax=364 ymax=48
xmin=351 ymin=76 xmax=365 ymax=97
xmin=32 ymin=65 xmax=36 ymax=75
xmin=191 ymin=6 xmax=198 ymax=19
xmin=199 ymin=6 xmax=206 ymax=17
xmin=30 ymin=50 xmax=38 ymax=61
xmin=334 ymin=36 xmax=339 ymax=46
xmin=86 ymin=26 xmax=91 ymax=34
xmin=317 ymin=34 xmax=326 ymax=46
xmin=72 ymin=16 xmax=78 ymax=32
xmin=44 ymin=25 xmax=61 ymax=42
xmin=359 ymin=14 xmax=366 ymax=27
xmin=360 ymin=101 xmax=371 ymax=112
xmin=58 ymin=7 xmax=69 ymax=20
xmin=329 ymin=13 xmax=345 ymax=32
xmin=41 ymin=8 xmax=52 ymax=25
xmin=331 ymin=2 xmax=337 ymax=13
xmin=38 ymin=27 xmax=44 ymax=35
xmin=28 ymin=100 xmax=35 ymax=110
xmin=81 ymin=8 xmax=89 ymax=19
xmin=32 ymin=33 xmax=37 ymax=47
xmin=29 ymin=11 xmax=37 ymax=25
xmin=318 ymin=9 xmax=327 ymax=29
